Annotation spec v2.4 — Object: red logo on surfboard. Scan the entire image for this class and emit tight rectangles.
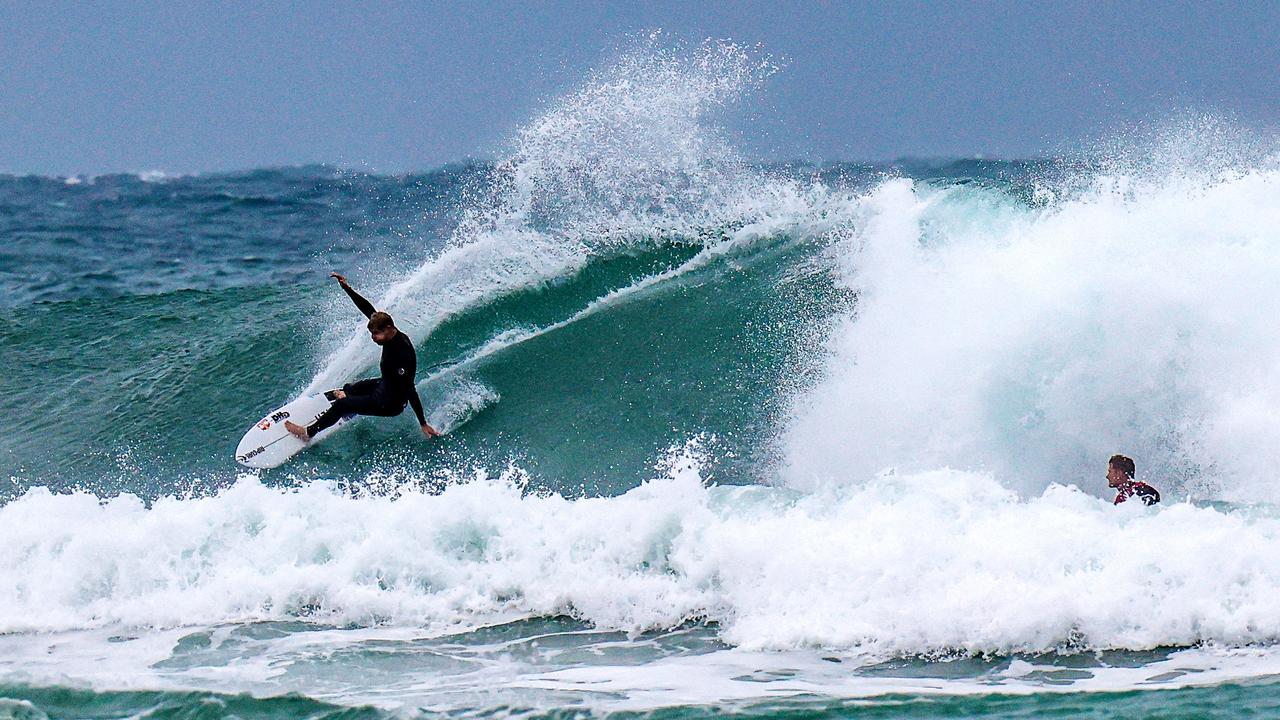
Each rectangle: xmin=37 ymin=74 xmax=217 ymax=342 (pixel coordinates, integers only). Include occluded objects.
xmin=258 ymin=420 xmax=271 ymax=431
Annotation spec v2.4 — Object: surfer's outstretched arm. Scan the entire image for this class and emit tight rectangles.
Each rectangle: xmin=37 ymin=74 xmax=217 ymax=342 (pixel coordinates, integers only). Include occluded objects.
xmin=409 ymin=387 xmax=439 ymax=438
xmin=330 ymin=272 xmax=376 ymax=318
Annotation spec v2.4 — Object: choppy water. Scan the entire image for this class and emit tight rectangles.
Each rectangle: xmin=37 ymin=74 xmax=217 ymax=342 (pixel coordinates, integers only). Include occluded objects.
xmin=4 ymin=40 xmax=1280 ymax=718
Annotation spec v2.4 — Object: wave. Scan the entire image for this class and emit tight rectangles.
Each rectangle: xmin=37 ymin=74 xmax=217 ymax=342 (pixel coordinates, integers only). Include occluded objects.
xmin=302 ymin=38 xmax=790 ymax=393
xmin=0 ymin=220 xmax=843 ymax=499
xmin=8 ymin=109 xmax=1278 ymax=508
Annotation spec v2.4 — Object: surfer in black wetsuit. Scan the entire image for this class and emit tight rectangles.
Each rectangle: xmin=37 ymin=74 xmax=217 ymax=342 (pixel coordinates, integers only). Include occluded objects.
xmin=1107 ymin=454 xmax=1160 ymax=506
xmin=285 ymin=273 xmax=439 ymax=441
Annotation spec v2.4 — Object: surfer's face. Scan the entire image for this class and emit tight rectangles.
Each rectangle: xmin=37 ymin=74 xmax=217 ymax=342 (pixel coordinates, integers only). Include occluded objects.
xmin=370 ymin=327 xmax=396 ymax=345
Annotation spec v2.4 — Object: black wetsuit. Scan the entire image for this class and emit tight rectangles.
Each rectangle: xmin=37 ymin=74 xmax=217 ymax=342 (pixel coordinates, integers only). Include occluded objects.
xmin=306 ymin=284 xmax=426 ymax=437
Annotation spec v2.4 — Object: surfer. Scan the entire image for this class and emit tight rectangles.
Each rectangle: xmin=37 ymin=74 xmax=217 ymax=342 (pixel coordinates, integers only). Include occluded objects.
xmin=1107 ymin=454 xmax=1160 ymax=506
xmin=286 ymin=273 xmax=439 ymax=441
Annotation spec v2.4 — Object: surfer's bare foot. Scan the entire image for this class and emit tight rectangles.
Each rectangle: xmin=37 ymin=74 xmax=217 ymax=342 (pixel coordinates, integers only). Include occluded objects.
xmin=285 ymin=421 xmax=310 ymax=441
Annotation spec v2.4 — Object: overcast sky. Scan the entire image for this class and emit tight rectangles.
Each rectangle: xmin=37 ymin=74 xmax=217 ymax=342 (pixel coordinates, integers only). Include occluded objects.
xmin=2 ymin=1 xmax=1276 ymax=175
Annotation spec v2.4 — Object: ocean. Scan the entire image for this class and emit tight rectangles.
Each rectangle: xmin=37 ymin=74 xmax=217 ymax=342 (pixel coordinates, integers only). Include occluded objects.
xmin=4 ymin=42 xmax=1280 ymax=719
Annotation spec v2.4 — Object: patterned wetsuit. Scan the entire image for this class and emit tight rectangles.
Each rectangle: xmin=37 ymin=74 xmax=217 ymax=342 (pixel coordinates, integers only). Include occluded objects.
xmin=1114 ymin=480 xmax=1160 ymax=506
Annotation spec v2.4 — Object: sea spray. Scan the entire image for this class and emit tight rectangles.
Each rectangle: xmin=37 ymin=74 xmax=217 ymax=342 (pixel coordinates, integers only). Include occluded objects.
xmin=784 ymin=130 xmax=1280 ymax=500
xmin=306 ymin=38 xmax=781 ymax=393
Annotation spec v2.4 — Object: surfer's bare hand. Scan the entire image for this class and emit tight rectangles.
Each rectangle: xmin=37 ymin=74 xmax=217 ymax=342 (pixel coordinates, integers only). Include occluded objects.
xmin=422 ymin=423 xmax=440 ymax=438
xmin=330 ymin=272 xmax=348 ymax=286
xmin=333 ymin=389 xmax=346 ymax=399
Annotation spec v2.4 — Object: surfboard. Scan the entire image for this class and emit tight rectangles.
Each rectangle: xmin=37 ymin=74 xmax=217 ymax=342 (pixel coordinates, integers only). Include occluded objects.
xmin=235 ymin=393 xmax=353 ymax=469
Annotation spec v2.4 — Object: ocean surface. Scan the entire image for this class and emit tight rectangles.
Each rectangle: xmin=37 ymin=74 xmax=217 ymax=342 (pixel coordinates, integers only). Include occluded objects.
xmin=5 ymin=42 xmax=1280 ymax=718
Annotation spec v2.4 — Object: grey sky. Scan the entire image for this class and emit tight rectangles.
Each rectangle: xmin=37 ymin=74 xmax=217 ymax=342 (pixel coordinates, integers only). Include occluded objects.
xmin=2 ymin=1 xmax=1276 ymax=175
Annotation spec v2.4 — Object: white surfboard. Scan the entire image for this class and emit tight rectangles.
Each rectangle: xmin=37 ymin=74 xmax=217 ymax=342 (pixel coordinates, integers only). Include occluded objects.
xmin=235 ymin=393 xmax=353 ymax=469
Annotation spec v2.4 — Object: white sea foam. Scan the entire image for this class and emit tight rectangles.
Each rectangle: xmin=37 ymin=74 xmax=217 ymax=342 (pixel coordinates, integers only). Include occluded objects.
xmin=137 ymin=169 xmax=175 ymax=183
xmin=5 ymin=454 xmax=1280 ymax=661
xmin=784 ymin=142 xmax=1280 ymax=500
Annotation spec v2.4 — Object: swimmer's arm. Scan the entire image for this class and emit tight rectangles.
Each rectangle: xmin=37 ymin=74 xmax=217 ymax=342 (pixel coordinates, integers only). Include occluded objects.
xmin=331 ymin=272 xmax=376 ymax=318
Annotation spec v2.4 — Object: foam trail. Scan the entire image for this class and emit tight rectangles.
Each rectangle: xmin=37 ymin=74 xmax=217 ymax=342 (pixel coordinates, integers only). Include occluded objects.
xmin=785 ymin=127 xmax=1280 ymax=500
xmin=423 ymin=375 xmax=499 ymax=434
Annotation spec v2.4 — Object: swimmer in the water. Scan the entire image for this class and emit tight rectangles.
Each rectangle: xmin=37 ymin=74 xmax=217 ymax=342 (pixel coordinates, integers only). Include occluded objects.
xmin=1107 ymin=454 xmax=1160 ymax=506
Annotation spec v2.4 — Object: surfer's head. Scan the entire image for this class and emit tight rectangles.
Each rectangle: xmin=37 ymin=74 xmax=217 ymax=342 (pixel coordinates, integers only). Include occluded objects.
xmin=1107 ymin=454 xmax=1135 ymax=488
xmin=367 ymin=312 xmax=397 ymax=344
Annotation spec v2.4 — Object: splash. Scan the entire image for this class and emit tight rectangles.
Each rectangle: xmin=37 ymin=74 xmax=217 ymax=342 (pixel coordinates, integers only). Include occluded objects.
xmin=784 ymin=120 xmax=1280 ymax=500
xmin=306 ymin=38 xmax=779 ymax=393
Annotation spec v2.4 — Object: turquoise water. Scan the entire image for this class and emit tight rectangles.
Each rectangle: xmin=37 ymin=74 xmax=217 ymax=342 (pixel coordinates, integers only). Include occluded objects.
xmin=0 ymin=166 xmax=847 ymax=498
xmin=5 ymin=42 xmax=1280 ymax=719
xmin=6 ymin=681 xmax=1280 ymax=719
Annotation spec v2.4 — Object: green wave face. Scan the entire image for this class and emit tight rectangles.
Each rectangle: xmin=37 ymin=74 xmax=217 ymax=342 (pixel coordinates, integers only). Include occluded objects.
xmin=0 ymin=225 xmax=848 ymax=499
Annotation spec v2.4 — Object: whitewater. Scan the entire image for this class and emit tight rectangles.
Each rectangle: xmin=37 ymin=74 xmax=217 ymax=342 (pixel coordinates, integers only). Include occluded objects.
xmin=4 ymin=39 xmax=1280 ymax=718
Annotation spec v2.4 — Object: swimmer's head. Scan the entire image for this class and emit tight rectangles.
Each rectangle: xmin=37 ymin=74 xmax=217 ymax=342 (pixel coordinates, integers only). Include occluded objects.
xmin=1107 ymin=454 xmax=1135 ymax=487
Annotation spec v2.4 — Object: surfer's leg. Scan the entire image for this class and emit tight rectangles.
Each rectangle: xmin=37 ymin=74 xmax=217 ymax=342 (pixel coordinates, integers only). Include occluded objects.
xmin=345 ymin=378 xmax=382 ymax=395
xmin=305 ymin=392 xmax=400 ymax=437
xmin=307 ymin=396 xmax=371 ymax=437
xmin=305 ymin=403 xmax=346 ymax=437
xmin=326 ymin=378 xmax=380 ymax=402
